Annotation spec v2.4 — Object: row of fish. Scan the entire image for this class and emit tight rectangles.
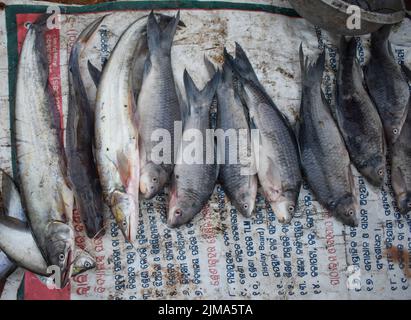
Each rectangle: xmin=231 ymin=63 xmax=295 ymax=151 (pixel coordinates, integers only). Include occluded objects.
xmin=1 ymin=11 xmax=410 ymax=292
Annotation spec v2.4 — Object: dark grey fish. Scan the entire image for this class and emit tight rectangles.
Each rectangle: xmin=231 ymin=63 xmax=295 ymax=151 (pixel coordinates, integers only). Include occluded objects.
xmin=228 ymin=43 xmax=301 ymax=224
xmin=298 ymin=45 xmax=359 ymax=227
xmin=336 ymin=37 xmax=386 ymax=187
xmin=212 ymin=56 xmax=258 ymax=217
xmin=67 ymin=16 xmax=107 ymax=238
xmin=391 ymin=64 xmax=411 ymax=215
xmin=364 ymin=25 xmax=410 ymax=145
xmin=167 ymin=69 xmax=220 ymax=227
xmin=137 ymin=11 xmax=182 ymax=200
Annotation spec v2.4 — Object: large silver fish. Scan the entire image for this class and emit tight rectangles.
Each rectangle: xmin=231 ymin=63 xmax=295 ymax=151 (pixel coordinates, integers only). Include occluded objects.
xmin=336 ymin=37 xmax=386 ymax=187
xmin=15 ymin=15 xmax=74 ymax=286
xmin=391 ymin=64 xmax=411 ymax=215
xmin=228 ymin=43 xmax=302 ymax=224
xmin=137 ymin=11 xmax=182 ymax=200
xmin=167 ymin=70 xmax=220 ymax=227
xmin=66 ymin=16 xmax=107 ymax=239
xmin=213 ymin=56 xmax=257 ymax=217
xmin=364 ymin=25 xmax=410 ymax=145
xmin=298 ymin=46 xmax=358 ymax=227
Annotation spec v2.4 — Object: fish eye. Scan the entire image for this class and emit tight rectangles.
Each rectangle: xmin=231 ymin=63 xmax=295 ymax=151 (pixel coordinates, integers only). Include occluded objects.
xmin=288 ymin=206 xmax=295 ymax=212
xmin=378 ymin=169 xmax=384 ymax=176
xmin=59 ymin=254 xmax=65 ymax=262
xmin=84 ymin=261 xmax=91 ymax=268
xmin=243 ymin=204 xmax=248 ymax=210
xmin=175 ymin=209 xmax=182 ymax=216
xmin=122 ymin=221 xmax=127 ymax=227
xmin=393 ymin=128 xmax=399 ymax=135
xmin=152 ymin=177 xmax=158 ymax=183
xmin=347 ymin=209 xmax=354 ymax=216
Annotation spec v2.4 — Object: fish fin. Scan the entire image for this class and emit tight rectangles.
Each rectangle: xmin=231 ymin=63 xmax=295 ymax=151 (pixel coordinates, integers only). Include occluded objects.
xmin=401 ymin=63 xmax=411 ymax=81
xmin=232 ymin=42 xmax=260 ymax=85
xmin=176 ymin=83 xmax=189 ymax=126
xmin=0 ymin=215 xmax=28 ymax=231
xmin=87 ymin=61 xmax=102 ymax=87
xmin=371 ymin=25 xmax=392 ymax=43
xmin=391 ymin=166 xmax=407 ymax=195
xmin=183 ymin=68 xmax=221 ymax=112
xmin=204 ymin=55 xmax=217 ymax=76
xmin=116 ymin=152 xmax=131 ymax=188
xmin=78 ymin=15 xmax=107 ymax=45
xmin=143 ymin=57 xmax=152 ymax=79
xmin=0 ymin=170 xmax=25 ymax=221
xmin=147 ymin=11 xmax=180 ymax=56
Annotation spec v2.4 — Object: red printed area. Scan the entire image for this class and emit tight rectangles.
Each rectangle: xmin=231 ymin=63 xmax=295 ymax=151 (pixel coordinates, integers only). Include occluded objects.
xmin=200 ymin=206 xmax=220 ymax=286
xmin=16 ymin=13 xmax=68 ymax=300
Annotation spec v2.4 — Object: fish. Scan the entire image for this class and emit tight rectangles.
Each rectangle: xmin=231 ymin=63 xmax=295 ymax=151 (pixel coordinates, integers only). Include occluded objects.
xmin=137 ymin=11 xmax=182 ymax=200
xmin=15 ymin=15 xmax=74 ymax=287
xmin=364 ymin=25 xmax=410 ymax=145
xmin=298 ymin=45 xmax=359 ymax=227
xmin=211 ymin=55 xmax=258 ymax=217
xmin=391 ymin=64 xmax=411 ymax=215
xmin=336 ymin=37 xmax=386 ymax=187
xmin=227 ymin=43 xmax=302 ymax=224
xmin=0 ymin=171 xmax=96 ymax=288
xmin=167 ymin=69 xmax=220 ymax=227
xmin=66 ymin=16 xmax=107 ymax=239
xmin=0 ymin=170 xmax=25 ymax=296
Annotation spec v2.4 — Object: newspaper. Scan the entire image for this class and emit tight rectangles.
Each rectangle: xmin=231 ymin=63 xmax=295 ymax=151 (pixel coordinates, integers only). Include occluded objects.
xmin=1 ymin=1 xmax=411 ymax=300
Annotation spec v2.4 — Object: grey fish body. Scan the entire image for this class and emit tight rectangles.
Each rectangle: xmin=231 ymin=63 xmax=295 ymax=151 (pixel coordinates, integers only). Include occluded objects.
xmin=228 ymin=43 xmax=301 ymax=224
xmin=336 ymin=37 xmax=386 ymax=187
xmin=137 ymin=11 xmax=182 ymax=199
xmin=67 ymin=16 xmax=106 ymax=238
xmin=168 ymin=70 xmax=220 ymax=227
xmin=15 ymin=16 xmax=74 ymax=285
xmin=299 ymin=46 xmax=358 ymax=227
xmin=216 ymin=59 xmax=257 ymax=217
xmin=364 ymin=25 xmax=410 ymax=145
xmin=391 ymin=64 xmax=411 ymax=215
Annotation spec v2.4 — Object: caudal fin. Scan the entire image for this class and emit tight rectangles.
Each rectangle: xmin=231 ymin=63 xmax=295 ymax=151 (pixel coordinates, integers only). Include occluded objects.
xmin=147 ymin=11 xmax=180 ymax=56
xmin=183 ymin=69 xmax=221 ymax=112
xmin=232 ymin=42 xmax=260 ymax=85
xmin=299 ymin=43 xmax=325 ymax=86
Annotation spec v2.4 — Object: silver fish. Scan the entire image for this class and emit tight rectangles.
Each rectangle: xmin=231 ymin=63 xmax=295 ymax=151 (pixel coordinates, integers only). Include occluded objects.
xmin=336 ymin=37 xmax=386 ymax=187
xmin=228 ymin=43 xmax=302 ymax=224
xmin=364 ymin=25 xmax=410 ymax=145
xmin=391 ymin=64 xmax=411 ymax=215
xmin=137 ymin=11 xmax=182 ymax=199
xmin=167 ymin=69 xmax=220 ymax=227
xmin=15 ymin=15 xmax=74 ymax=286
xmin=212 ymin=56 xmax=257 ymax=217
xmin=299 ymin=45 xmax=359 ymax=227
xmin=67 ymin=16 xmax=107 ymax=239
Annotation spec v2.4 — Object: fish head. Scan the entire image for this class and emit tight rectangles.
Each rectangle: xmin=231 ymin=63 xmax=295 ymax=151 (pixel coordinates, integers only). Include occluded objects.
xmin=45 ymin=222 xmax=74 ymax=288
xmin=167 ymin=184 xmax=201 ymax=228
xmin=231 ymin=178 xmax=258 ymax=217
xmin=385 ymin=122 xmax=403 ymax=145
xmin=140 ymin=163 xmax=168 ymax=199
xmin=397 ymin=191 xmax=411 ymax=215
xmin=72 ymin=251 xmax=96 ymax=276
xmin=270 ymin=189 xmax=299 ymax=224
xmin=110 ymin=190 xmax=136 ymax=242
xmin=361 ymin=158 xmax=385 ymax=188
xmin=331 ymin=195 xmax=359 ymax=227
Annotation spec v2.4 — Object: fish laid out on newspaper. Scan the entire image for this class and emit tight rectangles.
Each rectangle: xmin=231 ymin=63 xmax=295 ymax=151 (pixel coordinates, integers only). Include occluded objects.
xmin=336 ymin=37 xmax=386 ymax=187
xmin=364 ymin=25 xmax=410 ymax=145
xmin=391 ymin=64 xmax=411 ymax=215
xmin=298 ymin=46 xmax=358 ymax=227
xmin=168 ymin=69 xmax=220 ymax=227
xmin=66 ymin=16 xmax=107 ymax=239
xmin=227 ymin=43 xmax=302 ymax=224
xmin=15 ymin=15 xmax=74 ymax=287
xmin=0 ymin=172 xmax=96 ymax=290
xmin=137 ymin=11 xmax=182 ymax=200
xmin=212 ymin=55 xmax=258 ymax=217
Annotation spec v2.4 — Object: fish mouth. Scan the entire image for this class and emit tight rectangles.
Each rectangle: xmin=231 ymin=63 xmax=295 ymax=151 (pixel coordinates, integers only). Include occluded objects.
xmin=61 ymin=249 xmax=72 ymax=288
xmin=270 ymin=201 xmax=294 ymax=224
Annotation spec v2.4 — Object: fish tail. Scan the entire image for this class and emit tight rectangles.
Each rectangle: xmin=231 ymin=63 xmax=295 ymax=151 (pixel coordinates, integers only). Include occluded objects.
xmin=204 ymin=55 xmax=217 ymax=77
xmin=300 ymin=44 xmax=325 ymax=86
xmin=231 ymin=42 xmax=259 ymax=85
xmin=371 ymin=25 xmax=392 ymax=43
xmin=147 ymin=10 xmax=180 ymax=56
xmin=183 ymin=68 xmax=221 ymax=111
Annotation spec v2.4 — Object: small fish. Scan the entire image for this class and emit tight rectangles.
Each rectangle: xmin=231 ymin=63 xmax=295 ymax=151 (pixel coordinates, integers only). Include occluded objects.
xmin=137 ymin=11 xmax=182 ymax=199
xmin=167 ymin=69 xmax=220 ymax=227
xmin=67 ymin=16 xmax=107 ymax=238
xmin=298 ymin=45 xmax=358 ymax=227
xmin=212 ymin=56 xmax=257 ymax=217
xmin=364 ymin=25 xmax=410 ymax=145
xmin=336 ymin=37 xmax=386 ymax=187
xmin=227 ymin=43 xmax=302 ymax=224
xmin=15 ymin=15 xmax=74 ymax=287
xmin=391 ymin=64 xmax=411 ymax=215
